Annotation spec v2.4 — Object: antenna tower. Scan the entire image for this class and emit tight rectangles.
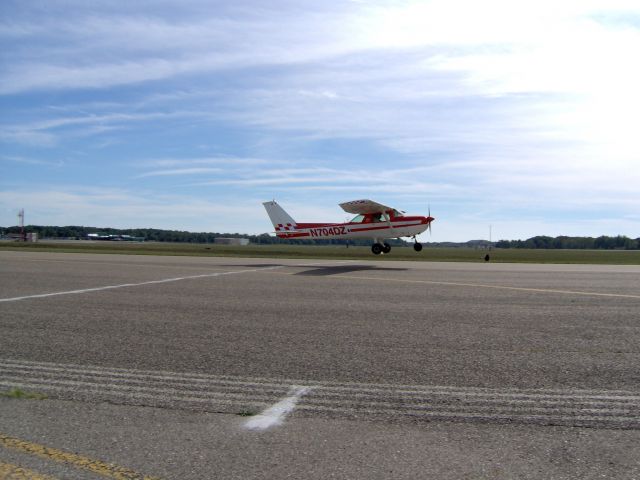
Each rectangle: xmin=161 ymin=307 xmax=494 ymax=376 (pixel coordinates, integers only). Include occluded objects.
xmin=18 ymin=208 xmax=25 ymax=241
xmin=489 ymin=224 xmax=492 ymax=251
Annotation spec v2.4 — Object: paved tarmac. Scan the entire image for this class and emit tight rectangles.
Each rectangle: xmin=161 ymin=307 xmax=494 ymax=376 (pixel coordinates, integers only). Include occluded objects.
xmin=1 ymin=250 xmax=639 ymax=479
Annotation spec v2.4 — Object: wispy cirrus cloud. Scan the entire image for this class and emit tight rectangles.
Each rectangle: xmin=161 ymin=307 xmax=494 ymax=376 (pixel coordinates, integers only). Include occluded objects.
xmin=137 ymin=167 xmax=223 ymax=178
xmin=0 ymin=3 xmax=365 ymax=94
xmin=139 ymin=157 xmax=275 ymax=168
xmin=0 ymin=155 xmax=64 ymax=167
xmin=1 ymin=110 xmax=209 ymax=146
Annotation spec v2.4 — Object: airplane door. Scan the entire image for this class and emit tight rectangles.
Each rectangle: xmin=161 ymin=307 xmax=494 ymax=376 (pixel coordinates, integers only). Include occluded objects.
xmin=383 ymin=212 xmax=394 ymax=235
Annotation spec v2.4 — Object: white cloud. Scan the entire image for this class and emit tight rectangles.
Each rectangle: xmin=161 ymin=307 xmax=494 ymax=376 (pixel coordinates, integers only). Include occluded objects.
xmin=0 ymin=155 xmax=63 ymax=167
xmin=0 ymin=3 xmax=364 ymax=94
xmin=0 ymin=130 xmax=57 ymax=147
xmin=139 ymin=157 xmax=275 ymax=168
xmin=1 ymin=110 xmax=207 ymax=146
xmin=137 ymin=167 xmax=224 ymax=178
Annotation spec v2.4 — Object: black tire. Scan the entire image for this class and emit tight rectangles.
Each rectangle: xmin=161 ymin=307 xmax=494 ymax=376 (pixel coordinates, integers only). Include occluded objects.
xmin=371 ymin=243 xmax=383 ymax=255
xmin=413 ymin=242 xmax=423 ymax=252
xmin=382 ymin=242 xmax=391 ymax=254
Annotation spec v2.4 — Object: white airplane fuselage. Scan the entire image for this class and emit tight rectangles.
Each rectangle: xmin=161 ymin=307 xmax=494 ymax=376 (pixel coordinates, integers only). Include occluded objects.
xmin=263 ymin=200 xmax=434 ymax=254
xmin=272 ymin=214 xmax=431 ymax=242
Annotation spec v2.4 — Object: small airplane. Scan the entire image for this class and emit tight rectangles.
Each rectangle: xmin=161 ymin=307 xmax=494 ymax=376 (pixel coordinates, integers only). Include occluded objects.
xmin=263 ymin=199 xmax=434 ymax=255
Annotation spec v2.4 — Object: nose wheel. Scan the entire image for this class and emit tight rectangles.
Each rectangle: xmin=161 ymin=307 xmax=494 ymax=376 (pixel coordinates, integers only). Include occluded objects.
xmin=413 ymin=239 xmax=423 ymax=252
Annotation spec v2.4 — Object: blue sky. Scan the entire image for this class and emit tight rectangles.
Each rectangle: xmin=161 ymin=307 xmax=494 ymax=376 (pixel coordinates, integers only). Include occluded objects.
xmin=1 ymin=0 xmax=639 ymax=241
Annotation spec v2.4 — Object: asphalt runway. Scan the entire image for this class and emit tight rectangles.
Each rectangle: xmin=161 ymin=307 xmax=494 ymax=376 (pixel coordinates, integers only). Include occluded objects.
xmin=1 ymin=250 xmax=640 ymax=478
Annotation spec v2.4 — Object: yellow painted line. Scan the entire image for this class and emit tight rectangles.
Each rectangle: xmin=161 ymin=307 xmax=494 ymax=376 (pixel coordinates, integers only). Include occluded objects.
xmin=265 ymin=270 xmax=640 ymax=299
xmin=0 ymin=462 xmax=59 ymax=480
xmin=0 ymin=433 xmax=161 ymax=480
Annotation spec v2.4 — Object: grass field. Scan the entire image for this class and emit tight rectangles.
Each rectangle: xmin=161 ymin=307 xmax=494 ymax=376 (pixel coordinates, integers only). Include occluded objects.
xmin=2 ymin=240 xmax=640 ymax=264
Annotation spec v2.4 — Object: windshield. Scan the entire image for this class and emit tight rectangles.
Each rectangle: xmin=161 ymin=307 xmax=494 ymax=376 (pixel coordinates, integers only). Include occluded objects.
xmin=350 ymin=213 xmax=389 ymax=223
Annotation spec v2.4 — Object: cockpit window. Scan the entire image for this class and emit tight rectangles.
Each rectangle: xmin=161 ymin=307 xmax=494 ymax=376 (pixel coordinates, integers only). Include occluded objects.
xmin=392 ymin=209 xmax=403 ymax=218
xmin=350 ymin=213 xmax=390 ymax=223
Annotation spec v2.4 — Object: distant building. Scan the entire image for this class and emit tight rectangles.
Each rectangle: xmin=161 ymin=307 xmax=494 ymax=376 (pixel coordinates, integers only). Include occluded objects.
xmin=214 ymin=237 xmax=249 ymax=246
xmin=3 ymin=232 xmax=37 ymax=242
xmin=86 ymin=233 xmax=144 ymax=242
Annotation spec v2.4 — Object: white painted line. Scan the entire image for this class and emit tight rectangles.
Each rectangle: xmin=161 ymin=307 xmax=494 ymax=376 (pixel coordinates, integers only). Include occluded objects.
xmin=0 ymin=266 xmax=281 ymax=303
xmin=336 ymin=275 xmax=640 ymax=300
xmin=244 ymin=386 xmax=311 ymax=430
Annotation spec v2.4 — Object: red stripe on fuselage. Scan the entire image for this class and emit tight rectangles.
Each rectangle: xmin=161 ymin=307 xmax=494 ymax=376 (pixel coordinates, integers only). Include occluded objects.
xmin=297 ymin=217 xmax=425 ymax=228
xmin=349 ymin=222 xmax=423 ymax=233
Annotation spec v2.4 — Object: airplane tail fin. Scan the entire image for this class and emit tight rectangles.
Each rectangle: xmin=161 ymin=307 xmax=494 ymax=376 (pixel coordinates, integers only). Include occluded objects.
xmin=263 ymin=200 xmax=297 ymax=231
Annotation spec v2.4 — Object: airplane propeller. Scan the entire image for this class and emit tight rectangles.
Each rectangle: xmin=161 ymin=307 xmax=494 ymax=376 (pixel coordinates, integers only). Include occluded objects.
xmin=427 ymin=205 xmax=432 ymax=235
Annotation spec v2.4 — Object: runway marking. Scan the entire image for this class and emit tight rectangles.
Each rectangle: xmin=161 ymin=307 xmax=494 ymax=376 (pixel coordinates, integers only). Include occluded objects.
xmin=6 ymin=257 xmax=243 ymax=271
xmin=0 ymin=266 xmax=282 ymax=303
xmin=272 ymin=271 xmax=640 ymax=300
xmin=244 ymin=386 xmax=311 ymax=430
xmin=2 ymin=359 xmax=639 ymax=429
xmin=0 ymin=462 xmax=59 ymax=480
xmin=2 ymin=357 xmax=639 ymax=397
xmin=3 ymin=357 xmax=640 ymax=402
xmin=0 ymin=433 xmax=161 ymax=480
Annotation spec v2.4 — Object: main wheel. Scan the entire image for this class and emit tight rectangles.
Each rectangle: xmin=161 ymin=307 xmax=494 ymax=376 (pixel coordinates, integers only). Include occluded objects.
xmin=413 ymin=242 xmax=423 ymax=252
xmin=371 ymin=243 xmax=383 ymax=255
xmin=382 ymin=242 xmax=391 ymax=254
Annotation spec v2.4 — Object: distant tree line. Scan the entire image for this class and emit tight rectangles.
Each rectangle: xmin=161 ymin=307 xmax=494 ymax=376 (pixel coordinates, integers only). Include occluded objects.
xmin=495 ymin=235 xmax=640 ymax=250
xmin=0 ymin=225 xmax=407 ymax=246
xmin=2 ymin=226 xmax=638 ymax=249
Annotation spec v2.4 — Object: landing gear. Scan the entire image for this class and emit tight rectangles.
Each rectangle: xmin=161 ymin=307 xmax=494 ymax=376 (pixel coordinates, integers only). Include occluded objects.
xmin=413 ymin=242 xmax=423 ymax=252
xmin=372 ymin=242 xmax=391 ymax=255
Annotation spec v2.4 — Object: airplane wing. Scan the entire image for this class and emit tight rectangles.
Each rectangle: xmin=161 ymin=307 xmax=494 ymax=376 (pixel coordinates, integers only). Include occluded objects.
xmin=339 ymin=199 xmax=393 ymax=214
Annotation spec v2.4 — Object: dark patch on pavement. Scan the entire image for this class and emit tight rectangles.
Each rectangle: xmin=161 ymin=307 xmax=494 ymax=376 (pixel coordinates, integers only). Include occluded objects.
xmin=295 ymin=265 xmax=409 ymax=276
xmin=216 ymin=264 xmax=285 ymax=268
